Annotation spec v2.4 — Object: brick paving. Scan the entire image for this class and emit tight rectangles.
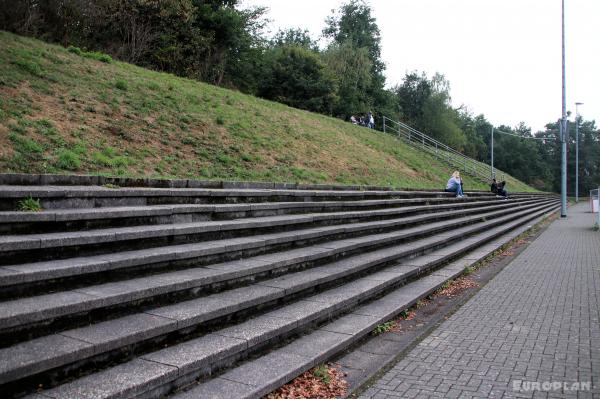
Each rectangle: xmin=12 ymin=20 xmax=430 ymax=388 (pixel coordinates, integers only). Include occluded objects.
xmin=359 ymin=203 xmax=600 ymax=399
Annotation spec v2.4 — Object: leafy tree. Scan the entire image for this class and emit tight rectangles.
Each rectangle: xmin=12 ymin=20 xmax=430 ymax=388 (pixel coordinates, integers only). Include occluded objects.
xmin=323 ymin=0 xmax=386 ymax=116
xmin=259 ymin=45 xmax=337 ymax=114
xmin=323 ymin=40 xmax=372 ymax=118
xmin=271 ymin=28 xmax=317 ymax=50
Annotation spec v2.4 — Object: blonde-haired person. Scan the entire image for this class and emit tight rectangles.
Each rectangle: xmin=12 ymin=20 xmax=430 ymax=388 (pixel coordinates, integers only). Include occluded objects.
xmin=445 ymin=171 xmax=464 ymax=198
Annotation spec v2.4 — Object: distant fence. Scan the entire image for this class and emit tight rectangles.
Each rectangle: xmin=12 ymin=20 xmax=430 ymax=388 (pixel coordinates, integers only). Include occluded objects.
xmin=382 ymin=116 xmax=504 ymax=183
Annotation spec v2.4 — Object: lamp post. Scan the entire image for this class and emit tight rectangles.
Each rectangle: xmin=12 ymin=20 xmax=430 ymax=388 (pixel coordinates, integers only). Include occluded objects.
xmin=560 ymin=0 xmax=567 ymax=217
xmin=575 ymin=102 xmax=583 ymax=203
xmin=490 ymin=127 xmax=494 ymax=179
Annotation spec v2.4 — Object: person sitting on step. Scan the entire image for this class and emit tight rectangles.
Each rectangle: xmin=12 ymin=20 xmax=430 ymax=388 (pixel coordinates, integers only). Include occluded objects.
xmin=445 ymin=171 xmax=465 ymax=198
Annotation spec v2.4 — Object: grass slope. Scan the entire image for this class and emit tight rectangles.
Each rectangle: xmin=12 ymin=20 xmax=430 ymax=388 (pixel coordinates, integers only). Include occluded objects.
xmin=0 ymin=31 xmax=535 ymax=192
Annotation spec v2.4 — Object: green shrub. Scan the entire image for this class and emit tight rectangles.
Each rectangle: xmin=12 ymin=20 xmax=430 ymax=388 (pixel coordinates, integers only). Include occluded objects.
xmin=216 ymin=116 xmax=225 ymax=125
xmin=84 ymin=51 xmax=112 ymax=63
xmin=115 ymin=79 xmax=128 ymax=91
xmin=55 ymin=149 xmax=81 ymax=170
xmin=17 ymin=196 xmax=42 ymax=212
xmin=67 ymin=46 xmax=82 ymax=55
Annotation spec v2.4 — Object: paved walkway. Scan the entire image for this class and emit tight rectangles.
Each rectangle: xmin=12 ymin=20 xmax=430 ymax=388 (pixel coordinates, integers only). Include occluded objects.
xmin=359 ymin=203 xmax=600 ymax=399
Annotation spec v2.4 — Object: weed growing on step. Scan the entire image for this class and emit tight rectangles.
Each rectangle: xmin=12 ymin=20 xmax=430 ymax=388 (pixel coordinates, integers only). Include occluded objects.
xmin=17 ymin=196 xmax=42 ymax=212
xmin=313 ymin=364 xmax=331 ymax=385
xmin=372 ymin=320 xmax=400 ymax=336
xmin=102 ymin=183 xmax=120 ymax=189
xmin=593 ymin=223 xmax=599 ymax=231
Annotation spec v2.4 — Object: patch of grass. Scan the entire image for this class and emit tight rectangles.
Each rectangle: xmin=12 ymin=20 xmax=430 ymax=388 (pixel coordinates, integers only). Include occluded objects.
xmin=55 ymin=149 xmax=81 ymax=170
xmin=312 ymin=364 xmax=331 ymax=386
xmin=14 ymin=59 xmax=44 ymax=77
xmin=115 ymin=79 xmax=128 ymax=91
xmin=9 ymin=133 xmax=44 ymax=155
xmin=102 ymin=183 xmax=120 ymax=189
xmin=17 ymin=196 xmax=42 ymax=212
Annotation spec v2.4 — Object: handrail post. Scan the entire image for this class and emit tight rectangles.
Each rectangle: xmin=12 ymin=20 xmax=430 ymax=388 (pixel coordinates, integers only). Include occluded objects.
xmin=383 ymin=117 xmax=386 ymax=134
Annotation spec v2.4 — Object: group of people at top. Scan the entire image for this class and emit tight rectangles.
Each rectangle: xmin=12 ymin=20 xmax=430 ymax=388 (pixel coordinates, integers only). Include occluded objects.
xmin=444 ymin=171 xmax=509 ymax=199
xmin=350 ymin=112 xmax=375 ymax=129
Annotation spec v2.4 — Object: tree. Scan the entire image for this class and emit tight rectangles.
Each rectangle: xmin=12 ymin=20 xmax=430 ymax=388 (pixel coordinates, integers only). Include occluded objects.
xmin=271 ymin=28 xmax=317 ymax=50
xmin=259 ymin=45 xmax=337 ymax=114
xmin=322 ymin=40 xmax=372 ymax=118
xmin=323 ymin=0 xmax=386 ymax=116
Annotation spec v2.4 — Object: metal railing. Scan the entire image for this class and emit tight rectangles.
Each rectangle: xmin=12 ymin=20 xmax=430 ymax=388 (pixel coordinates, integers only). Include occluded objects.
xmin=382 ymin=116 xmax=503 ymax=182
xmin=590 ymin=188 xmax=600 ymax=229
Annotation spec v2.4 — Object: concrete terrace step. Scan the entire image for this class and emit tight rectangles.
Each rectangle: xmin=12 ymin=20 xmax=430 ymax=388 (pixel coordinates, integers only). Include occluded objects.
xmin=0 ymin=197 xmax=541 ymax=257
xmin=20 ymin=204 xmax=558 ymax=399
xmin=0 ymin=195 xmax=508 ymax=234
xmin=0 ymin=199 xmax=552 ymax=299
xmin=0 ymin=185 xmax=482 ymax=211
xmin=0 ymin=199 xmax=535 ymax=251
xmin=175 ymin=206 xmax=558 ymax=399
xmin=0 ymin=202 xmax=558 ymax=390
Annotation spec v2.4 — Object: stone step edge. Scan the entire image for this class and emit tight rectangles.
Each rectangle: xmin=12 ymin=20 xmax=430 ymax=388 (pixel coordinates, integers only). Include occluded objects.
xmin=0 ymin=198 xmax=541 ymax=252
xmin=0 ymin=202 xmax=554 ymax=385
xmin=0 ymin=173 xmax=551 ymax=195
xmin=0 ymin=198 xmax=552 ymax=287
xmin=0 ymin=201 xmax=555 ymax=332
xmin=0 ymin=195 xmax=508 ymax=224
xmin=22 ymin=204 xmax=558 ymax=399
xmin=170 ymin=206 xmax=560 ymax=399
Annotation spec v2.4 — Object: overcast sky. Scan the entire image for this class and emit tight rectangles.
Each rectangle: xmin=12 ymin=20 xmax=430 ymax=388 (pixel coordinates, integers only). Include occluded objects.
xmin=241 ymin=0 xmax=598 ymax=133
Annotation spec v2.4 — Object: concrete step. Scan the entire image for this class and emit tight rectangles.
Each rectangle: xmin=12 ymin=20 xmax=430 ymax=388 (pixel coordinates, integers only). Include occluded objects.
xmin=169 ymin=205 xmax=559 ymax=399
xmin=0 ymin=202 xmax=557 ymax=392
xmin=0 ymin=185 xmax=481 ymax=211
xmin=0 ymin=195 xmax=509 ymax=234
xmin=0 ymin=198 xmax=547 ymax=265
xmin=18 ymin=204 xmax=558 ymax=399
xmin=0 ymin=199 xmax=551 ymax=295
xmin=0 ymin=199 xmax=553 ymax=311
xmin=0 ymin=203 xmax=556 ymax=383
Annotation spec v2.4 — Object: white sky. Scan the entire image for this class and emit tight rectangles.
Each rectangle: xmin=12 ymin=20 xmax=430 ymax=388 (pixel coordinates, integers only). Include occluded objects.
xmin=241 ymin=0 xmax=598 ymax=133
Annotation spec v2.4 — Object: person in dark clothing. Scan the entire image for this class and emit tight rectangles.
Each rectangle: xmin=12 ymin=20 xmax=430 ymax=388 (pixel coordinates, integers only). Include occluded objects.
xmin=491 ymin=179 xmax=508 ymax=198
xmin=491 ymin=179 xmax=498 ymax=194
xmin=498 ymin=181 xmax=508 ymax=198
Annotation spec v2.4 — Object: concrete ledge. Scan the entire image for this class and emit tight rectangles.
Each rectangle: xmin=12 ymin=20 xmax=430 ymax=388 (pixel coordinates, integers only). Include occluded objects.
xmin=0 ymin=173 xmax=553 ymax=195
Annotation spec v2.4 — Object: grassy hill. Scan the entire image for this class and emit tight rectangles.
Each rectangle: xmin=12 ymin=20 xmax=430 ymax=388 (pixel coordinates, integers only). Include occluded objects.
xmin=0 ymin=31 xmax=535 ymax=192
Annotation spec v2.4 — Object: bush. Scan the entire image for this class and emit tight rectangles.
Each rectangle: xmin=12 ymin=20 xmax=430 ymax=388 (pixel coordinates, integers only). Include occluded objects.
xmin=55 ymin=149 xmax=81 ymax=170
xmin=67 ymin=46 xmax=82 ymax=55
xmin=83 ymin=51 xmax=112 ymax=63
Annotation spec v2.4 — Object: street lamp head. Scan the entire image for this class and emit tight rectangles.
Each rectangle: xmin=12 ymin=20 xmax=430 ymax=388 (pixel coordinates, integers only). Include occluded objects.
xmin=575 ymin=102 xmax=584 ymax=105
